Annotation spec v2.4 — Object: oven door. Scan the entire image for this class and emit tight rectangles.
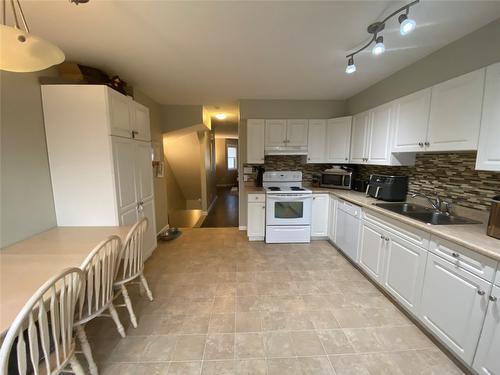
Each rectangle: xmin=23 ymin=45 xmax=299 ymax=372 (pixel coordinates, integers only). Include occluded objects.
xmin=266 ymin=194 xmax=312 ymax=226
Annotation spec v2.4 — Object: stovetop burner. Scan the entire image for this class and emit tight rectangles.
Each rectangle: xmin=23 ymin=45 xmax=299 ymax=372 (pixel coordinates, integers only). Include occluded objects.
xmin=267 ymin=187 xmax=281 ymax=191
xmin=290 ymin=186 xmax=305 ymax=191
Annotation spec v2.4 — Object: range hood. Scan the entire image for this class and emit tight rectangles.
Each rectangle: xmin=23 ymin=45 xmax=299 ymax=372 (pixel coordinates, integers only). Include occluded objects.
xmin=265 ymin=145 xmax=308 ymax=156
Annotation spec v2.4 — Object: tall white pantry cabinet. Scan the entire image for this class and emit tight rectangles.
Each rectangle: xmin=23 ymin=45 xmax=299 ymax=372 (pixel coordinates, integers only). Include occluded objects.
xmin=41 ymin=85 xmax=157 ymax=257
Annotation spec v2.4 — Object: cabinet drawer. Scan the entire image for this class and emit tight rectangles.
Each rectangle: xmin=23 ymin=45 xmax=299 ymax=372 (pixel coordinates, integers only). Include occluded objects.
xmin=248 ymin=193 xmax=265 ymax=203
xmin=363 ymin=210 xmax=430 ymax=249
xmin=430 ymin=236 xmax=497 ymax=282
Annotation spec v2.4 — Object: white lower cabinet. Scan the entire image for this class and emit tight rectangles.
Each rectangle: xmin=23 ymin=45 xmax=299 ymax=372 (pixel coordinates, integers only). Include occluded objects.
xmin=311 ymin=194 xmax=329 ymax=238
xmin=247 ymin=194 xmax=265 ymax=241
xmin=383 ymin=234 xmax=427 ymax=314
xmin=358 ymin=220 xmax=386 ymax=283
xmin=473 ymin=285 xmax=500 ymax=375
xmin=328 ymin=195 xmax=337 ymax=242
xmin=420 ymin=253 xmax=491 ymax=365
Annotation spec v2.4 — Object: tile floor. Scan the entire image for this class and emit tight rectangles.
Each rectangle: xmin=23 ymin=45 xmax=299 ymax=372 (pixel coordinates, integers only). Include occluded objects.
xmin=86 ymin=228 xmax=465 ymax=375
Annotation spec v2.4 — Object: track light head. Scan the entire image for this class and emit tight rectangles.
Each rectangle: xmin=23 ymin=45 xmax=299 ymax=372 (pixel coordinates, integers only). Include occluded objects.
xmin=345 ymin=57 xmax=356 ymax=74
xmin=399 ymin=13 xmax=416 ymax=35
xmin=372 ymin=36 xmax=385 ymax=55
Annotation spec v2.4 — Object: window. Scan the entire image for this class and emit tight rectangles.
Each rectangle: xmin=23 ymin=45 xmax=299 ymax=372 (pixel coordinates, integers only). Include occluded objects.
xmin=227 ymin=144 xmax=237 ymax=170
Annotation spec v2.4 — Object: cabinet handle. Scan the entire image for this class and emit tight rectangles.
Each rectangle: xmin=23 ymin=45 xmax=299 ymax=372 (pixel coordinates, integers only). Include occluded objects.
xmin=424 ymin=141 xmax=430 ymax=146
xmin=131 ymin=130 xmax=138 ymax=139
xmin=418 ymin=142 xmax=423 ymax=147
xmin=380 ymin=235 xmax=384 ymax=239
xmin=262 ymin=206 xmax=265 ymax=209
xmin=451 ymin=252 xmax=460 ymax=258
xmin=489 ymin=295 xmax=498 ymax=302
xmin=478 ymin=289 xmax=486 ymax=296
xmin=345 ymin=157 xmax=348 ymax=161
xmin=384 ymin=236 xmax=390 ymax=242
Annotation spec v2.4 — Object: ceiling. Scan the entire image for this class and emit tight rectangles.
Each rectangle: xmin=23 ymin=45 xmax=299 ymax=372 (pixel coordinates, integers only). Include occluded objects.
xmin=14 ymin=1 xmax=500 ymax=108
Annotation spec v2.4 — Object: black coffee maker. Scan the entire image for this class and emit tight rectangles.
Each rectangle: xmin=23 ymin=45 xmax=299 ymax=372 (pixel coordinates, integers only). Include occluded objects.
xmin=255 ymin=167 xmax=265 ymax=187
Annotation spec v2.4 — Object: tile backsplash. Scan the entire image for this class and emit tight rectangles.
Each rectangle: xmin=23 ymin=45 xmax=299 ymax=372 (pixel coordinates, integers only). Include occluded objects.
xmin=245 ymin=152 xmax=500 ymax=211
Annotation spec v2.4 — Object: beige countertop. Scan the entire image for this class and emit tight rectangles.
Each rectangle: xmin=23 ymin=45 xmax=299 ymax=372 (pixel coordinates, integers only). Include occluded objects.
xmin=0 ymin=226 xmax=131 ymax=338
xmin=245 ymin=186 xmax=266 ymax=193
xmin=309 ymin=187 xmax=500 ymax=262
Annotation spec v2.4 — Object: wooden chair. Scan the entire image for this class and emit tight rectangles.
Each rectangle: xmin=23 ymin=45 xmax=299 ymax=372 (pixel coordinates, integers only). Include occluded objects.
xmin=113 ymin=218 xmax=153 ymax=328
xmin=0 ymin=268 xmax=85 ymax=375
xmin=74 ymin=236 xmax=124 ymax=375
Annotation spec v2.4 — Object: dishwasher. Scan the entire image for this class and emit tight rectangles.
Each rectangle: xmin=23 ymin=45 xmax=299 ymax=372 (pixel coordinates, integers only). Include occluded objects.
xmin=334 ymin=199 xmax=362 ymax=263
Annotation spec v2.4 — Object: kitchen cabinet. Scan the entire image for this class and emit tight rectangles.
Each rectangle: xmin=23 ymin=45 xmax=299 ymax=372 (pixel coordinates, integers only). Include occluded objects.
xmin=265 ymin=119 xmax=308 ymax=154
xmin=41 ymin=84 xmax=157 ymax=258
xmin=358 ymin=220 xmax=386 ymax=284
xmin=265 ymin=119 xmax=287 ymax=147
xmin=108 ymin=88 xmax=151 ymax=141
xmin=326 ymin=116 xmax=352 ymax=163
xmin=334 ymin=200 xmax=361 ymax=263
xmin=427 ymin=68 xmax=485 ymax=152
xmin=349 ymin=111 xmax=369 ymax=164
xmin=307 ymin=120 xmax=327 ymax=163
xmin=311 ymin=194 xmax=329 ymax=238
xmin=392 ymin=88 xmax=431 ymax=153
xmin=328 ymin=195 xmax=338 ymax=243
xmin=420 ymin=253 xmax=491 ymax=364
xmin=473 ymin=285 xmax=500 ymax=375
xmin=247 ymin=194 xmax=266 ymax=241
xmin=247 ymin=119 xmax=265 ymax=164
xmin=476 ymin=62 xmax=500 ymax=171
xmin=286 ymin=119 xmax=308 ymax=146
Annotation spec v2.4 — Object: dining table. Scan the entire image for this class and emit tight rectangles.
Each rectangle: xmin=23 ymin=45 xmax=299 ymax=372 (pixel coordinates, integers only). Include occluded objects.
xmin=0 ymin=226 xmax=131 ymax=339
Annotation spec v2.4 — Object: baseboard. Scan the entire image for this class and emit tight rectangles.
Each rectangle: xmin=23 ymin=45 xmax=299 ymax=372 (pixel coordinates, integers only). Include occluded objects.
xmin=239 ymin=226 xmax=247 ymax=230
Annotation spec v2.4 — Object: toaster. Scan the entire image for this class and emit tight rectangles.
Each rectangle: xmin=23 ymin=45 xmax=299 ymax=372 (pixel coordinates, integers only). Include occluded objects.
xmin=366 ymin=175 xmax=408 ymax=202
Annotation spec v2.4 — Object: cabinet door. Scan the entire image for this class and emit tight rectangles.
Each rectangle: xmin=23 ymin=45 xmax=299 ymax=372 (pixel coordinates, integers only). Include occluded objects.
xmin=420 ymin=253 xmax=491 ymax=364
xmin=367 ymin=102 xmax=393 ymax=165
xmin=349 ymin=112 xmax=369 ymax=163
xmin=359 ymin=221 xmax=386 ymax=283
xmin=383 ymin=234 xmax=427 ymax=314
xmin=476 ymin=62 xmax=500 ymax=171
xmin=120 ymin=205 xmax=138 ymax=226
xmin=473 ymin=285 xmax=500 ymax=375
xmin=247 ymin=119 xmax=265 ymax=164
xmin=286 ymin=119 xmax=308 ymax=146
xmin=139 ymin=198 xmax=157 ymax=258
xmin=134 ymin=141 xmax=154 ymax=202
xmin=307 ymin=120 xmax=326 ymax=163
xmin=131 ymin=102 xmax=151 ymax=141
xmin=427 ymin=69 xmax=485 ymax=152
xmin=326 ymin=116 xmax=352 ymax=163
xmin=392 ymin=88 xmax=431 ymax=153
xmin=108 ymin=89 xmax=132 ymax=138
xmin=112 ymin=137 xmax=138 ymax=213
xmin=311 ymin=194 xmax=329 ymax=237
xmin=328 ymin=196 xmax=337 ymax=242
xmin=247 ymin=202 xmax=266 ymax=239
xmin=265 ymin=120 xmax=287 ymax=147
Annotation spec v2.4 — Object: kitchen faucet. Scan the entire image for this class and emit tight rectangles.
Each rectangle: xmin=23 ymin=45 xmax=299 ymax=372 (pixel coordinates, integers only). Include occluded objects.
xmin=410 ymin=192 xmax=451 ymax=214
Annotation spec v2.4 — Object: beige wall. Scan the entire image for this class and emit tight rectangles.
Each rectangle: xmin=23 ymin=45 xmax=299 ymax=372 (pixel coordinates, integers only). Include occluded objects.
xmin=133 ymin=89 xmax=169 ymax=233
xmin=199 ymin=131 xmax=217 ymax=212
xmin=347 ymin=18 xmax=500 ymax=114
xmin=164 ymin=155 xmax=186 ymax=215
xmin=215 ymin=138 xmax=238 ymax=186
xmin=1 ymin=69 xmax=58 ymax=247
xmin=161 ymin=105 xmax=204 ymax=133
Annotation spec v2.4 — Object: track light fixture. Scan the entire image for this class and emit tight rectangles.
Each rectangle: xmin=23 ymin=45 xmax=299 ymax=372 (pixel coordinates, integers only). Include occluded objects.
xmin=345 ymin=0 xmax=419 ymax=74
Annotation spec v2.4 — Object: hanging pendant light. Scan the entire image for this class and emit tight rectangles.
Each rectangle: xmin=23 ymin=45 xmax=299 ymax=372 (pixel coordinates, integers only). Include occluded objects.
xmin=1 ymin=0 xmax=65 ymax=73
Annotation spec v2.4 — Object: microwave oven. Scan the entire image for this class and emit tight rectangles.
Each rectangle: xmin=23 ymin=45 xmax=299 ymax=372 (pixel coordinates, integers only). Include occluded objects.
xmin=316 ymin=170 xmax=353 ymax=190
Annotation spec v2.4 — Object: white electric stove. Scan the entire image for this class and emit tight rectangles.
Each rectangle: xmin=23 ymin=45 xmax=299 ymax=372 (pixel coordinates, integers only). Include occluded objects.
xmin=263 ymin=171 xmax=312 ymax=243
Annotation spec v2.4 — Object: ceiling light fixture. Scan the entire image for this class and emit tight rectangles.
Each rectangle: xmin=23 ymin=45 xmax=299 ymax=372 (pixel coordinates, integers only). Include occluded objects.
xmin=345 ymin=0 xmax=419 ymax=74
xmin=1 ymin=0 xmax=65 ymax=72
xmin=215 ymin=113 xmax=227 ymax=120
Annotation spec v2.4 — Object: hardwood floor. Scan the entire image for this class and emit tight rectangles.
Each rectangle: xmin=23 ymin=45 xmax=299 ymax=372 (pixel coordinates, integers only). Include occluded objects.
xmin=201 ymin=186 xmax=239 ymax=228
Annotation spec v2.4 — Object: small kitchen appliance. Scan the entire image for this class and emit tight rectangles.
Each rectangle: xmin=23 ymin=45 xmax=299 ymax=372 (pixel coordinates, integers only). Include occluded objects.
xmin=263 ymin=171 xmax=312 ymax=243
xmin=318 ymin=167 xmax=353 ymax=190
xmin=366 ymin=175 xmax=408 ymax=202
xmin=487 ymin=195 xmax=500 ymax=240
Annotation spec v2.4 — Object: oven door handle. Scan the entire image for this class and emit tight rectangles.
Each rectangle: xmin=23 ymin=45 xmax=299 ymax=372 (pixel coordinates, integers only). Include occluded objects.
xmin=266 ymin=194 xmax=312 ymax=200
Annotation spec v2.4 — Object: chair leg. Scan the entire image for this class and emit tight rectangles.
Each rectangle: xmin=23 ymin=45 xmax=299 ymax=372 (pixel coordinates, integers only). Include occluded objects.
xmin=69 ymin=355 xmax=86 ymax=375
xmin=139 ymin=273 xmax=154 ymax=302
xmin=121 ymin=284 xmax=138 ymax=328
xmin=75 ymin=325 xmax=98 ymax=375
xmin=108 ymin=303 xmax=126 ymax=338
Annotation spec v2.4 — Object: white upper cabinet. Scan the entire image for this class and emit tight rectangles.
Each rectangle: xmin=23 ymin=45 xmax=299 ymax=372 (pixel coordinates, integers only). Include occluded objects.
xmin=427 ymin=68 xmax=485 ymax=152
xmin=131 ymin=102 xmax=151 ymax=141
xmin=286 ymin=119 xmax=308 ymax=146
xmin=392 ymin=88 xmax=431 ymax=152
xmin=367 ymin=102 xmax=394 ymax=165
xmin=307 ymin=120 xmax=326 ymax=163
xmin=247 ymin=119 xmax=265 ymax=164
xmin=326 ymin=116 xmax=352 ymax=163
xmin=108 ymin=89 xmax=132 ymax=138
xmin=476 ymin=62 xmax=500 ymax=171
xmin=350 ymin=111 xmax=369 ymax=163
xmin=311 ymin=194 xmax=330 ymax=237
xmin=265 ymin=120 xmax=287 ymax=147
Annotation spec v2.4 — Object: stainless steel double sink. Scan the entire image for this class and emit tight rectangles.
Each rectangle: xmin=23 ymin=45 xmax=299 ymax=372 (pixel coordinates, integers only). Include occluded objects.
xmin=373 ymin=202 xmax=482 ymax=225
